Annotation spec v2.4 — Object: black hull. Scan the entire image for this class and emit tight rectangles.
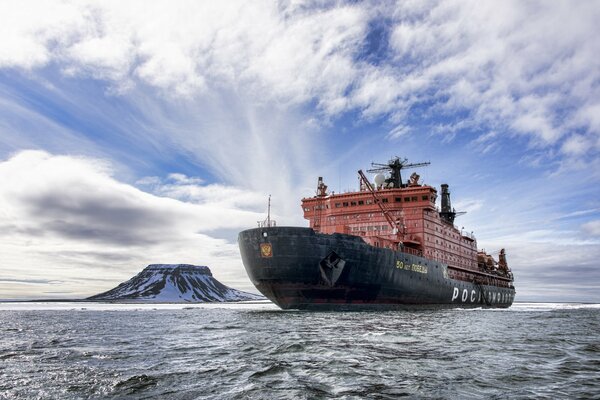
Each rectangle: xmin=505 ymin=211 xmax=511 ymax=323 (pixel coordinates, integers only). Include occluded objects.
xmin=238 ymin=227 xmax=515 ymax=310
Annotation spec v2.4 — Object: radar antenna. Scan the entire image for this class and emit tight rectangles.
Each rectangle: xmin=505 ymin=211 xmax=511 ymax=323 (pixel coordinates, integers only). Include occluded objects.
xmin=367 ymin=157 xmax=430 ymax=188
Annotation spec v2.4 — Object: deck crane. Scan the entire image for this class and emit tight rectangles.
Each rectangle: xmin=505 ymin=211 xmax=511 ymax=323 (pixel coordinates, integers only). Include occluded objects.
xmin=357 ymin=169 xmax=399 ymax=235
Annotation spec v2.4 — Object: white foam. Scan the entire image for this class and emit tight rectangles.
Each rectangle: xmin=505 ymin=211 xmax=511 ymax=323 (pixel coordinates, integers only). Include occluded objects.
xmin=510 ymin=302 xmax=600 ymax=311
xmin=453 ymin=302 xmax=600 ymax=312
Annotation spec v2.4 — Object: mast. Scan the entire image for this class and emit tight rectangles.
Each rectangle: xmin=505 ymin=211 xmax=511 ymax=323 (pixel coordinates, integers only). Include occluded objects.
xmin=258 ymin=195 xmax=275 ymax=228
xmin=267 ymin=194 xmax=271 ymax=226
xmin=367 ymin=157 xmax=430 ymax=188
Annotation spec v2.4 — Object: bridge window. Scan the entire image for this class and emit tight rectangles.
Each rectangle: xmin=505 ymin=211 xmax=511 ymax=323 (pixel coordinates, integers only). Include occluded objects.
xmin=335 ymin=203 xmax=341 ymax=208
xmin=411 ymin=196 xmax=417 ymax=201
xmin=404 ymin=197 xmax=410 ymax=202
xmin=366 ymin=199 xmax=372 ymax=204
xmin=358 ymin=200 xmax=364 ymax=205
xmin=395 ymin=197 xmax=402 ymax=202
xmin=422 ymin=195 xmax=429 ymax=201
xmin=382 ymin=198 xmax=388 ymax=203
xmin=351 ymin=201 xmax=357 ymax=206
xmin=343 ymin=202 xmax=349 ymax=207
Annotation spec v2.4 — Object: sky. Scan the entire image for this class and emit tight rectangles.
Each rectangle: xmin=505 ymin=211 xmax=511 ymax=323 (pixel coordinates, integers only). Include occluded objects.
xmin=0 ymin=0 xmax=599 ymax=302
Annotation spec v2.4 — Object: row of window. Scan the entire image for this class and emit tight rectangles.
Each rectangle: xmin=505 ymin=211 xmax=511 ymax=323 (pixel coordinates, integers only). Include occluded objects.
xmin=350 ymin=225 xmax=389 ymax=232
xmin=335 ymin=199 xmax=372 ymax=208
xmin=424 ymin=223 xmax=475 ymax=245
xmin=325 ymin=213 xmax=381 ymax=221
xmin=427 ymin=236 xmax=474 ymax=251
xmin=395 ymin=195 xmax=430 ymax=203
xmin=332 ymin=195 xmax=431 ymax=208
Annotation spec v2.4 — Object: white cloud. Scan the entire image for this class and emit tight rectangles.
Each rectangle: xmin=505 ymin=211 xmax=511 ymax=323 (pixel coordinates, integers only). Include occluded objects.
xmin=0 ymin=1 xmax=369 ymax=103
xmin=137 ymin=174 xmax=267 ymax=212
xmin=0 ymin=150 xmax=267 ymax=299
xmin=561 ymin=134 xmax=591 ymax=156
xmin=452 ymin=198 xmax=483 ymax=214
xmin=166 ymin=173 xmax=204 ymax=185
xmin=1 ymin=0 xmax=598 ymax=158
xmin=582 ymin=220 xmax=600 ymax=236
xmin=387 ymin=124 xmax=411 ymax=139
xmin=385 ymin=1 xmax=600 ymax=150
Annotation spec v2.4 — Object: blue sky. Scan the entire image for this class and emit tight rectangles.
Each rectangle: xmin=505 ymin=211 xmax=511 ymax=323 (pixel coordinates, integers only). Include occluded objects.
xmin=0 ymin=1 xmax=599 ymax=301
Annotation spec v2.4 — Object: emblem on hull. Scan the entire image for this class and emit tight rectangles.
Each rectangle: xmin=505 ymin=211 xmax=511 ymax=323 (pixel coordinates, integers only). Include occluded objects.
xmin=260 ymin=243 xmax=272 ymax=258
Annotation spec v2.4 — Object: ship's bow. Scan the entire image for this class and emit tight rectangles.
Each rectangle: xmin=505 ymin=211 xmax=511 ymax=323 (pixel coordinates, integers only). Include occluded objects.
xmin=238 ymin=227 xmax=328 ymax=309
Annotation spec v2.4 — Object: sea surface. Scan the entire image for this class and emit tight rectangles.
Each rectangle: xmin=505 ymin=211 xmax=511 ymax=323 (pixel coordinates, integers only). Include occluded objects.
xmin=0 ymin=302 xmax=599 ymax=399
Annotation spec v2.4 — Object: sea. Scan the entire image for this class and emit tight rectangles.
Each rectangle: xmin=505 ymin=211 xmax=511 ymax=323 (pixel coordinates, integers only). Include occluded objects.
xmin=0 ymin=302 xmax=599 ymax=399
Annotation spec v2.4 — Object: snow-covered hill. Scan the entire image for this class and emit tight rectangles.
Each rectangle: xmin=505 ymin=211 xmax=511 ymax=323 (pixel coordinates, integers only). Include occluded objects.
xmin=88 ymin=264 xmax=264 ymax=302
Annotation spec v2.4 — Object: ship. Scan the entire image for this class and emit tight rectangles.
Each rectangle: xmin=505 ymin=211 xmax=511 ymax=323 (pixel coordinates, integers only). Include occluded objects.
xmin=238 ymin=157 xmax=515 ymax=310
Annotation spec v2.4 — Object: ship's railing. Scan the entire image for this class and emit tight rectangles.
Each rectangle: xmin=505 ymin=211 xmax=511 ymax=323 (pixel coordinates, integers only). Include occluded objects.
xmin=460 ymin=231 xmax=476 ymax=240
xmin=257 ymin=220 xmax=277 ymax=228
xmin=427 ymin=254 xmax=477 ymax=270
xmin=403 ymin=247 xmax=423 ymax=257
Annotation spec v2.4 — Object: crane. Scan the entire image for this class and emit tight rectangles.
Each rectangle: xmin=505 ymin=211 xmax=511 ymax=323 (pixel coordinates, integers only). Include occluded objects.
xmin=357 ymin=169 xmax=398 ymax=233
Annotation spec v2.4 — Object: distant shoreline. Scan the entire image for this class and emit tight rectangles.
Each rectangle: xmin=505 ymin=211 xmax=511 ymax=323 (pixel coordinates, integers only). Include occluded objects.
xmin=1 ymin=300 xmax=598 ymax=305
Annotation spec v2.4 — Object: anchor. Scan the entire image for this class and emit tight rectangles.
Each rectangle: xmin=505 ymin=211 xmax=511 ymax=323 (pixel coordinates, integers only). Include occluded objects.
xmin=319 ymin=251 xmax=346 ymax=287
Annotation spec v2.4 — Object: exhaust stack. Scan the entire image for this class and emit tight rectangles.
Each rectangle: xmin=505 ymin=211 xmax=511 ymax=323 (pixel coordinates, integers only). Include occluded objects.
xmin=440 ymin=184 xmax=456 ymax=224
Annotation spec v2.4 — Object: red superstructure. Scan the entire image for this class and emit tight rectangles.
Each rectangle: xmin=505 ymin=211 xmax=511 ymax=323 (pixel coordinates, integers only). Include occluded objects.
xmin=301 ymin=157 xmax=513 ymax=288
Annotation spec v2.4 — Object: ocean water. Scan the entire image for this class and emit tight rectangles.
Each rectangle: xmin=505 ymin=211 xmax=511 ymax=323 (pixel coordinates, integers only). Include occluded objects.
xmin=0 ymin=302 xmax=599 ymax=399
